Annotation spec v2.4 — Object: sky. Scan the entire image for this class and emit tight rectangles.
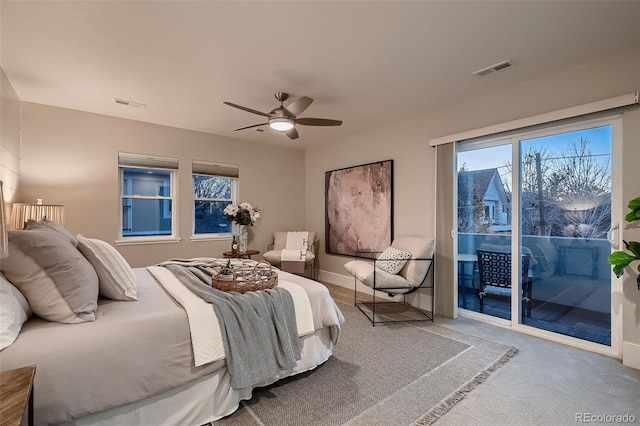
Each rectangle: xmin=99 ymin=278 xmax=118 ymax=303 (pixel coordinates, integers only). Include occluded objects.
xmin=457 ymin=125 xmax=612 ymax=173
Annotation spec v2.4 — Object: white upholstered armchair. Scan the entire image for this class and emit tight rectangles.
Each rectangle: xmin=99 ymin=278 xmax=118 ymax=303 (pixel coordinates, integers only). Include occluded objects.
xmin=263 ymin=231 xmax=318 ymax=279
xmin=344 ymin=236 xmax=435 ymax=325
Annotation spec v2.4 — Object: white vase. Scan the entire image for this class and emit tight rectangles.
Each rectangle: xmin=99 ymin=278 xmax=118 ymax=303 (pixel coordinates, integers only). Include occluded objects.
xmin=237 ymin=225 xmax=248 ymax=252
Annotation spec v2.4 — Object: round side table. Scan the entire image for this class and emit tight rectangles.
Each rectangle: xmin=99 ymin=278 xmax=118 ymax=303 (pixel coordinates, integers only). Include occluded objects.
xmin=222 ymin=250 xmax=260 ymax=259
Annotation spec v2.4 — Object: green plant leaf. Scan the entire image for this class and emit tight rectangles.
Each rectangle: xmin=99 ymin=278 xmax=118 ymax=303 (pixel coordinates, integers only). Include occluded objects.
xmin=608 ymin=251 xmax=636 ymax=277
xmin=625 ymin=197 xmax=640 ymax=222
xmin=624 ymin=211 xmax=640 ymax=222
xmin=613 ymin=264 xmax=626 ymax=278
xmin=628 ymin=196 xmax=640 ymax=210
xmin=627 ymin=241 xmax=640 ymax=258
xmin=608 ymin=251 xmax=636 ymax=265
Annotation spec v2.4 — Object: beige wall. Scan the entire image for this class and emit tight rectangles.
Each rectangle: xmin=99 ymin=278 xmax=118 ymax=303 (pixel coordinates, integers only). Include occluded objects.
xmin=0 ymin=68 xmax=21 ymax=210
xmin=622 ymin=107 xmax=640 ymax=368
xmin=18 ymin=102 xmax=306 ymax=267
xmin=306 ymin=47 xmax=640 ymax=364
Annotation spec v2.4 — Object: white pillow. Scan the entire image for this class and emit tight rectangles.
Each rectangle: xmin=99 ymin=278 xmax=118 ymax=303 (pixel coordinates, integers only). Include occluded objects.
xmin=0 ymin=272 xmax=33 ymax=350
xmin=376 ymin=246 xmax=412 ymax=275
xmin=76 ymin=235 xmax=138 ymax=301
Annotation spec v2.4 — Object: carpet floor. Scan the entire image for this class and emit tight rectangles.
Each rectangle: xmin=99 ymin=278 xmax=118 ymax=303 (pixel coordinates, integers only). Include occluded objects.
xmin=213 ymin=301 xmax=517 ymax=425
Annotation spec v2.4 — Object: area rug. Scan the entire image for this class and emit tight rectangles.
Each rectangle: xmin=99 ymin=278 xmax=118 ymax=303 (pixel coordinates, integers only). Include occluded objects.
xmin=214 ymin=301 xmax=517 ymax=425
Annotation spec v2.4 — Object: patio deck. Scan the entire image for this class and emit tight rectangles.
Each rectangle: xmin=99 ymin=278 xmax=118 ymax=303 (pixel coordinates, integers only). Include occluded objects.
xmin=459 ymin=274 xmax=611 ymax=346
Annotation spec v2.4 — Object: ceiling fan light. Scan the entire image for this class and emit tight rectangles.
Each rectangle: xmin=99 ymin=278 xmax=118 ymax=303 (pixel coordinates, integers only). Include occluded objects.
xmin=269 ymin=117 xmax=294 ymax=132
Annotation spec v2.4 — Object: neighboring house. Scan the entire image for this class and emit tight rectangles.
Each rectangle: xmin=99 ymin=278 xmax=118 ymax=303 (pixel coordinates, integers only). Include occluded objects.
xmin=457 ymin=168 xmax=509 ymax=233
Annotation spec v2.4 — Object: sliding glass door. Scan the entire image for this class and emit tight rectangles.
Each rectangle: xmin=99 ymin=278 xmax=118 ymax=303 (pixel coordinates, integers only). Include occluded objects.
xmin=457 ymin=142 xmax=513 ymax=321
xmin=518 ymin=124 xmax=613 ymax=345
xmin=456 ymin=116 xmax=620 ymax=350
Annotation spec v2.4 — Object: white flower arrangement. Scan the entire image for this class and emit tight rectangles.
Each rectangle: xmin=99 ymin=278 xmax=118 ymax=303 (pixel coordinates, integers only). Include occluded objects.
xmin=223 ymin=202 xmax=261 ymax=226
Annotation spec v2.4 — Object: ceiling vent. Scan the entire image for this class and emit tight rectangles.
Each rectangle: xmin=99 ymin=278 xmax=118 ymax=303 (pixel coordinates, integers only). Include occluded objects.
xmin=472 ymin=60 xmax=514 ymax=77
xmin=113 ymin=98 xmax=146 ymax=109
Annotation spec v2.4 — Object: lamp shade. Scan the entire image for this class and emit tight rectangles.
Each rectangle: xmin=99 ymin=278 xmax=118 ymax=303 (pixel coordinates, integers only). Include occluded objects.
xmin=10 ymin=203 xmax=65 ymax=230
xmin=0 ymin=181 xmax=8 ymax=258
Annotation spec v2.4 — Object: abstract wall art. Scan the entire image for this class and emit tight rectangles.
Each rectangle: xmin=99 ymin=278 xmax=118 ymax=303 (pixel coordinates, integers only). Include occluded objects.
xmin=325 ymin=160 xmax=393 ymax=256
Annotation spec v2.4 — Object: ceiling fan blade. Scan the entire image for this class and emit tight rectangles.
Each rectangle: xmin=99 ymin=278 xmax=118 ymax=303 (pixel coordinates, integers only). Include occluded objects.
xmin=223 ymin=102 xmax=269 ymax=117
xmin=233 ymin=123 xmax=267 ymax=131
xmin=286 ymin=96 xmax=313 ymax=117
xmin=285 ymin=127 xmax=299 ymax=140
xmin=295 ymin=118 xmax=343 ymax=126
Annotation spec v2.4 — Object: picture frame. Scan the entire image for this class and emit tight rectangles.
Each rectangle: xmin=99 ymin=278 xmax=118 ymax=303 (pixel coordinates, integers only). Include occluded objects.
xmin=325 ymin=159 xmax=393 ymax=257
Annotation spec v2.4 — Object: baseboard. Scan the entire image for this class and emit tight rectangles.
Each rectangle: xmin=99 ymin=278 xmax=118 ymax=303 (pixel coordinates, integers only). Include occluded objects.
xmin=317 ymin=269 xmax=353 ymax=288
xmin=317 ymin=269 xmax=434 ymax=309
xmin=622 ymin=341 xmax=640 ymax=370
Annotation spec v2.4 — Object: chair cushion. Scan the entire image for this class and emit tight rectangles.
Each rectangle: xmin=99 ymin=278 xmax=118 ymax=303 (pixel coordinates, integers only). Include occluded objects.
xmin=344 ymin=260 xmax=414 ymax=294
xmin=392 ymin=236 xmax=435 ymax=287
xmin=376 ymin=246 xmax=412 ymax=274
xmin=483 ymin=285 xmax=512 ymax=297
xmin=264 ymin=250 xmax=315 ymax=266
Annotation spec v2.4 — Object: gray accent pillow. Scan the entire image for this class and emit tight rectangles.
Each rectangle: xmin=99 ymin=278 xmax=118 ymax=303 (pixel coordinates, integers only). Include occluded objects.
xmin=76 ymin=235 xmax=138 ymax=301
xmin=24 ymin=218 xmax=78 ymax=247
xmin=0 ymin=229 xmax=98 ymax=323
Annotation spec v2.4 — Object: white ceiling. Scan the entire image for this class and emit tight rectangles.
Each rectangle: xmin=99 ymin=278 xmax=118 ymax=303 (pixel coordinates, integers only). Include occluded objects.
xmin=1 ymin=1 xmax=639 ymax=149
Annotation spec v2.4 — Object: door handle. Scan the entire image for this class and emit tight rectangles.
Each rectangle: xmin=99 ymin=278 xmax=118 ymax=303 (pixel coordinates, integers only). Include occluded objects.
xmin=607 ymin=222 xmax=619 ymax=249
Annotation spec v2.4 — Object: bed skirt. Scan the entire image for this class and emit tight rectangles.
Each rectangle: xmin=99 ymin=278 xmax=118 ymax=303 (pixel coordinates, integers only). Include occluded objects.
xmin=65 ymin=327 xmax=334 ymax=426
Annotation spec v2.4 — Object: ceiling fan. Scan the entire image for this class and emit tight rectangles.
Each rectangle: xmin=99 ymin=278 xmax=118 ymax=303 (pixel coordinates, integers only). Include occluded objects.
xmin=223 ymin=92 xmax=342 ymax=140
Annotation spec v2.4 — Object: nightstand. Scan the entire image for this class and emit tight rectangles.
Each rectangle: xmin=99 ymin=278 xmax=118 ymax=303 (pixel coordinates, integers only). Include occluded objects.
xmin=223 ymin=250 xmax=260 ymax=259
xmin=0 ymin=365 xmax=36 ymax=426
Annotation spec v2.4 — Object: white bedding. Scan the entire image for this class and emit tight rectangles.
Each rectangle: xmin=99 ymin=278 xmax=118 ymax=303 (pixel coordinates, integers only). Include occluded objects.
xmin=147 ymin=265 xmax=316 ymax=367
xmin=0 ymin=266 xmax=344 ymax=426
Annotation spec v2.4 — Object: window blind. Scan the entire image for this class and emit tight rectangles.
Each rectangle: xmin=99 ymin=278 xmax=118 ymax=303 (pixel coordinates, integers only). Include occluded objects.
xmin=192 ymin=160 xmax=239 ymax=178
xmin=118 ymin=152 xmax=179 ymax=169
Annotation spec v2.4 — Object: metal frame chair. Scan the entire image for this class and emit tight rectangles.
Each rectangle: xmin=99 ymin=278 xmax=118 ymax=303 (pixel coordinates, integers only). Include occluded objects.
xmin=345 ymin=237 xmax=435 ymax=326
xmin=476 ymin=249 xmax=533 ymax=323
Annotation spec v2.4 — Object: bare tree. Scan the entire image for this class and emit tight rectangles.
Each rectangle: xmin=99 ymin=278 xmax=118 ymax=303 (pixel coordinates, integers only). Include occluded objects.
xmin=561 ymin=199 xmax=611 ymax=239
xmin=492 ymin=138 xmax=611 ymax=237
xmin=546 ymin=137 xmax=611 ymax=202
xmin=458 ymin=201 xmax=495 ymax=234
xmin=501 ymin=146 xmax=553 ymax=194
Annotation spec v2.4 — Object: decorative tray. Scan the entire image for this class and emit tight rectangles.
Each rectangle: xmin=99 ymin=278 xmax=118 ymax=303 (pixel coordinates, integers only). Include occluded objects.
xmin=211 ymin=260 xmax=278 ymax=293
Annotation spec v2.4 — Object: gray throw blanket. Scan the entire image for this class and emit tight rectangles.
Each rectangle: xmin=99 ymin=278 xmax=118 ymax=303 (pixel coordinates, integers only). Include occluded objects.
xmin=162 ymin=263 xmax=301 ymax=390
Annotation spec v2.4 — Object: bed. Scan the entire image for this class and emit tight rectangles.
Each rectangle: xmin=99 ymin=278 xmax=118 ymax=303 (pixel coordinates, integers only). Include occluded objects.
xmin=0 ymin=224 xmax=344 ymax=426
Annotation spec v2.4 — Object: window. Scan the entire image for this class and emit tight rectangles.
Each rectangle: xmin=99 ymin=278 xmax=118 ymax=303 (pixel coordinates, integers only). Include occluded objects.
xmin=117 ymin=153 xmax=179 ymax=244
xmin=192 ymin=160 xmax=239 ymax=239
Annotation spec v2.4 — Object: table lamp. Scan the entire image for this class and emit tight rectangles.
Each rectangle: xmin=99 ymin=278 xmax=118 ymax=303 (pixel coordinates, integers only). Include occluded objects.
xmin=10 ymin=199 xmax=65 ymax=230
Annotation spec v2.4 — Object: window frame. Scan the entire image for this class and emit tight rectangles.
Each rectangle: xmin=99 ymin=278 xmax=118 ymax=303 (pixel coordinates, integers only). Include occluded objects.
xmin=191 ymin=160 xmax=240 ymax=241
xmin=116 ymin=154 xmax=180 ymax=246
